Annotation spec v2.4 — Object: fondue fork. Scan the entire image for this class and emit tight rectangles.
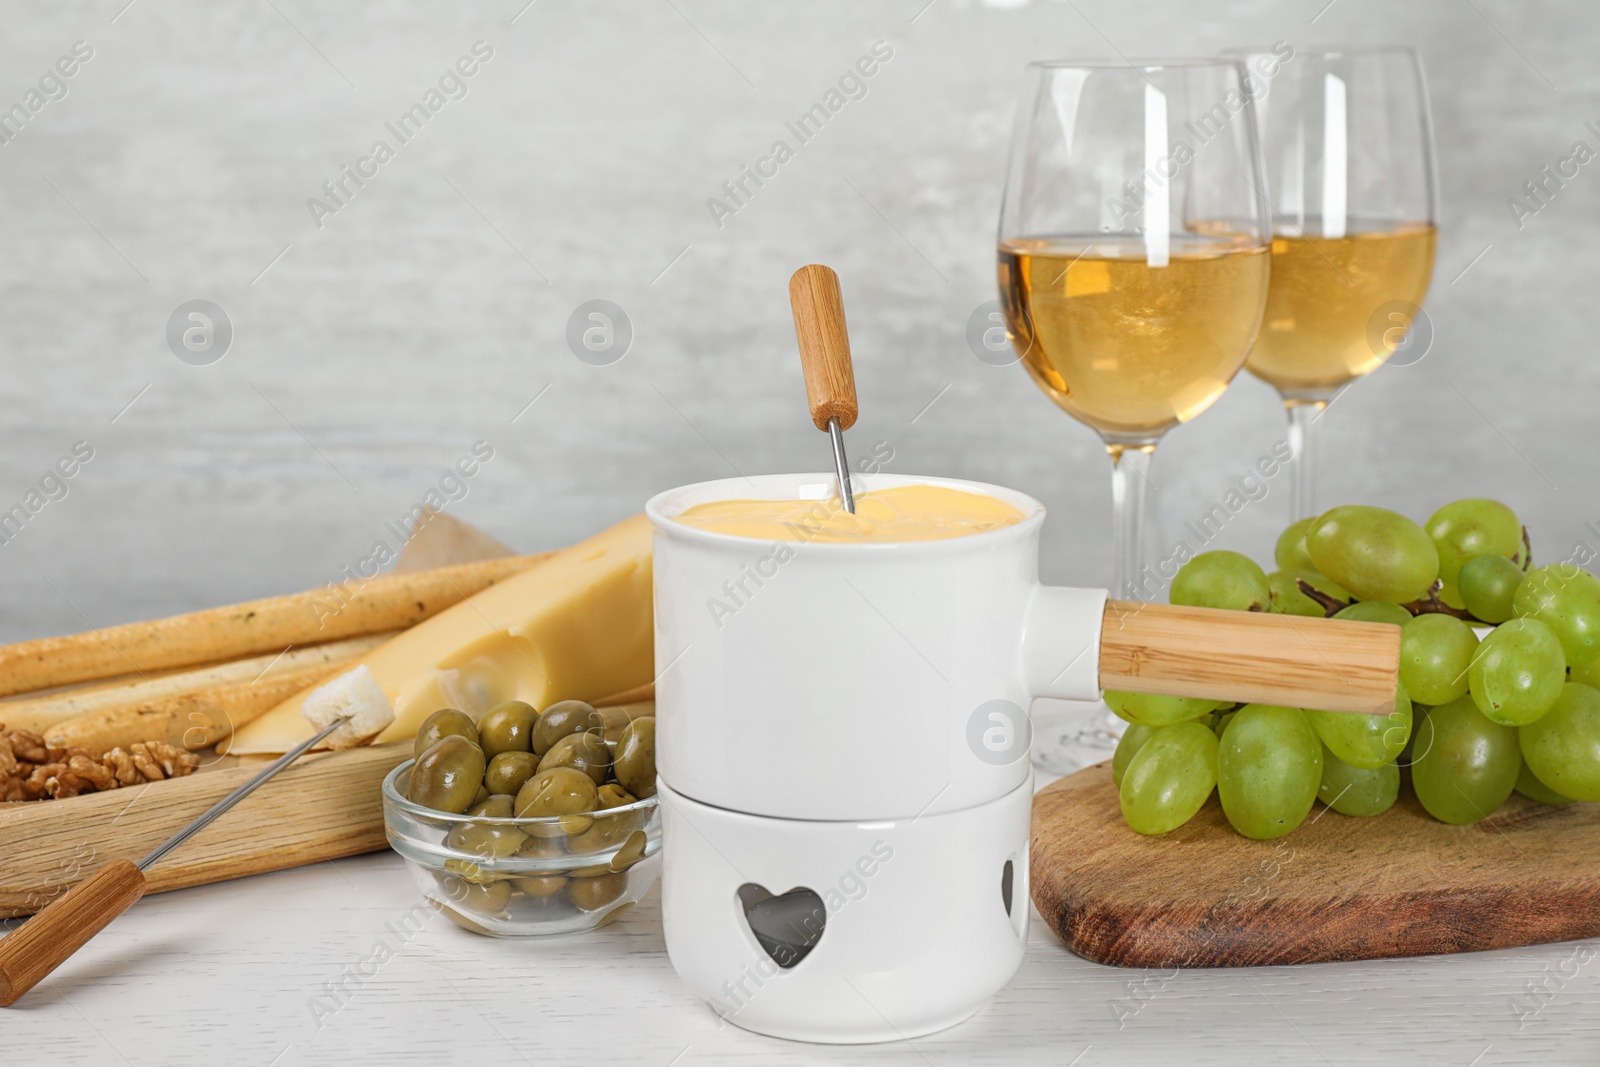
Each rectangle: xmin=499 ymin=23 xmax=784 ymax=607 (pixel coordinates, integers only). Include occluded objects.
xmin=789 ymin=264 xmax=859 ymax=513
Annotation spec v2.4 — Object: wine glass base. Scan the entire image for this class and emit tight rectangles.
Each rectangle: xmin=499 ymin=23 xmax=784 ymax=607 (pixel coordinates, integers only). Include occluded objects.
xmin=1029 ymin=697 xmax=1127 ymax=779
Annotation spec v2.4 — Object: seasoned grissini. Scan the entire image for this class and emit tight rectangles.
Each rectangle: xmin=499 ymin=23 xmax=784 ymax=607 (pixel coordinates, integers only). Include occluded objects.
xmin=0 ymin=553 xmax=550 ymax=699
xmin=41 ymin=659 xmax=365 ymax=753
xmin=0 ymin=635 xmax=390 ymax=736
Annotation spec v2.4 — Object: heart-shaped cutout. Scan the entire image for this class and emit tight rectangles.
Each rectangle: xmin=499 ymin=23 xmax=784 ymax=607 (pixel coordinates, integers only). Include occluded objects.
xmin=738 ymin=883 xmax=826 ymax=969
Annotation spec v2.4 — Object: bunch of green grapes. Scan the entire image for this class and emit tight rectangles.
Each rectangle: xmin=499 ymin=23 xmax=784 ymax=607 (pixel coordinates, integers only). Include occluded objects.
xmin=1111 ymin=498 xmax=1600 ymax=839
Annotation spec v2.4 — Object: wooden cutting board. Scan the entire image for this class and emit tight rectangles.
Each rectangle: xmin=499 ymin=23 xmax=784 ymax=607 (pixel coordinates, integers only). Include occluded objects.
xmin=1030 ymin=762 xmax=1600 ymax=968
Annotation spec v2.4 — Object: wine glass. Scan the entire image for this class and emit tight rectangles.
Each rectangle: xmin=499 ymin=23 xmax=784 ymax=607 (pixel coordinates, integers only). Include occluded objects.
xmin=1225 ymin=45 xmax=1438 ymax=520
xmin=997 ymin=59 xmax=1271 ymax=772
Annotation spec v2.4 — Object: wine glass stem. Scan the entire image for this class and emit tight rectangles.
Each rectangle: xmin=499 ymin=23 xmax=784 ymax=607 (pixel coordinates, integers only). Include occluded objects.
xmin=1108 ymin=444 xmax=1155 ymax=602
xmin=1285 ymin=400 xmax=1326 ymax=522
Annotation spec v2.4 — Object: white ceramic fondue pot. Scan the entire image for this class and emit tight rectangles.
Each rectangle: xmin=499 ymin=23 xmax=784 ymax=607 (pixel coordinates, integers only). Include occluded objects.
xmin=650 ymin=472 xmax=1105 ymax=821
xmin=648 ymin=470 xmax=1102 ymax=1043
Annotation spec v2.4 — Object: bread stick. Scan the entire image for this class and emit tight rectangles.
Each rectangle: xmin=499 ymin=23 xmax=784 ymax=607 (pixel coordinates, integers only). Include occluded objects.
xmin=0 ymin=554 xmax=548 ymax=698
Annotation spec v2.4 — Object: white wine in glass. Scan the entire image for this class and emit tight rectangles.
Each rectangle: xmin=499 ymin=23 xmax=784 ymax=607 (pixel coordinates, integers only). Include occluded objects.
xmin=997 ymin=59 xmax=1271 ymax=772
xmin=999 ymin=235 xmax=1269 ymax=441
xmin=1228 ymin=46 xmax=1438 ymax=519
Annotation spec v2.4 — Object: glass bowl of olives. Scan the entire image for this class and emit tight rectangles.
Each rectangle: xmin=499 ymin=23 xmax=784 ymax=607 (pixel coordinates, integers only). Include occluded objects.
xmin=381 ymin=699 xmax=660 ymax=937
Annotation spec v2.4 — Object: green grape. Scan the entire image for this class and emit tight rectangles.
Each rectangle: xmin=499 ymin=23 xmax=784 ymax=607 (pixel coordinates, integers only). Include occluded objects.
xmin=1307 ymin=505 xmax=1440 ymax=604
xmin=1410 ymin=695 xmax=1520 ymax=823
xmin=1514 ymin=759 xmax=1574 ymax=806
xmin=1305 ymin=682 xmax=1411 ymax=769
xmin=1274 ymin=517 xmax=1317 ymax=572
xmin=1512 ymin=564 xmax=1600 ymax=668
xmin=1333 ymin=600 xmax=1414 ymax=626
xmin=1104 ymin=690 xmax=1221 ymax=727
xmin=1437 ymin=580 xmax=1466 ymax=610
xmin=1170 ymin=550 xmax=1270 ymax=612
xmin=1212 ymin=709 xmax=1236 ymax=738
xmin=1267 ymin=569 xmax=1349 ymax=617
xmin=1468 ymin=617 xmax=1565 ymax=726
xmin=1399 ymin=613 xmax=1479 ymax=705
xmin=1111 ymin=723 xmax=1159 ymax=788
xmin=1458 ymin=554 xmax=1524 ymax=624
xmin=1425 ymin=498 xmax=1522 ymax=584
xmin=1216 ymin=704 xmax=1322 ymax=839
xmin=1518 ymin=681 xmax=1600 ymax=801
xmin=1119 ymin=722 xmax=1219 ymax=835
xmin=1317 ymin=746 xmax=1399 ymax=817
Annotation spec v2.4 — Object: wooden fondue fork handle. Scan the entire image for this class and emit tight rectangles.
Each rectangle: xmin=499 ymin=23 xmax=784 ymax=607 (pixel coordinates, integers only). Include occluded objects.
xmin=1098 ymin=600 xmax=1401 ymax=714
xmin=789 ymin=264 xmax=861 ymax=513
xmin=788 ymin=264 xmax=858 ymax=432
xmin=0 ymin=860 xmax=146 ymax=1006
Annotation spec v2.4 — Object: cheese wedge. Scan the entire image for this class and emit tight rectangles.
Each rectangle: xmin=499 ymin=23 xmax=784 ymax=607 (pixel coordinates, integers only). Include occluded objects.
xmin=226 ymin=515 xmax=654 ymax=755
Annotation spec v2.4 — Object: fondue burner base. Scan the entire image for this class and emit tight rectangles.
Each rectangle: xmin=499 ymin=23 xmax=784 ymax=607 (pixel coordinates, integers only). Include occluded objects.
xmin=657 ymin=776 xmax=1032 ymax=1044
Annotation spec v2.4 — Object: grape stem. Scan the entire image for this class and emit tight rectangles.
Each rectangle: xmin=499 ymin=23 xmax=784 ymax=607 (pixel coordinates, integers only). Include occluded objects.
xmin=1294 ymin=577 xmax=1485 ymax=624
xmin=1295 ymin=579 xmax=1352 ymax=617
xmin=1520 ymin=525 xmax=1533 ymax=572
xmin=1402 ymin=583 xmax=1479 ymax=622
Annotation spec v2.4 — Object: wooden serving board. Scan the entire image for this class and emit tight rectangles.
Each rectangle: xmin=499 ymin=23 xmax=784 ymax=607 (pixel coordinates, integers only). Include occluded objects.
xmin=0 ymin=743 xmax=408 ymax=919
xmin=1030 ymin=762 xmax=1600 ymax=968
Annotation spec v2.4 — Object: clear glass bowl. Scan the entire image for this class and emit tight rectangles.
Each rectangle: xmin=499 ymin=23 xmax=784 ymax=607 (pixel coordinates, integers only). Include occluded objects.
xmin=382 ymin=761 xmax=661 ymax=937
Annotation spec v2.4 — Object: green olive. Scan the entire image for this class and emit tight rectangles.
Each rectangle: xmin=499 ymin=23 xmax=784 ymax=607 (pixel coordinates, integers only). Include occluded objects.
xmin=511 ymin=874 xmax=568 ymax=898
xmin=558 ymin=813 xmax=595 ymax=837
xmin=597 ymin=783 xmax=637 ymax=809
xmin=448 ymin=796 xmax=526 ymax=860
xmin=566 ymin=814 xmax=633 ymax=856
xmin=537 ymin=731 xmax=611 ymax=786
xmin=477 ymin=700 xmax=540 ymax=758
xmin=484 ymin=751 xmax=539 ymax=796
xmin=441 ymin=873 xmax=512 ymax=915
xmin=567 ymin=871 xmax=628 ymax=912
xmin=532 ymin=700 xmax=599 ymax=757
xmin=515 ymin=767 xmax=599 ymax=835
xmin=609 ymin=830 xmax=648 ymax=872
xmin=467 ymin=794 xmax=515 ymax=818
xmin=446 ymin=825 xmax=526 ymax=860
xmin=409 ymin=735 xmax=487 ymax=814
xmin=613 ymin=717 xmax=656 ymax=799
xmin=414 ymin=708 xmax=478 ymax=761
xmin=517 ymin=834 xmax=566 ymax=860
xmin=443 ymin=858 xmax=507 ymax=885
xmin=472 ymin=785 xmax=491 ymax=807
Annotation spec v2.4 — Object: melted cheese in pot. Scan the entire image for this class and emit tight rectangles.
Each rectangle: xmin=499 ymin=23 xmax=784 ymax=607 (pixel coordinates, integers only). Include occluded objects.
xmin=673 ymin=485 xmax=1026 ymax=544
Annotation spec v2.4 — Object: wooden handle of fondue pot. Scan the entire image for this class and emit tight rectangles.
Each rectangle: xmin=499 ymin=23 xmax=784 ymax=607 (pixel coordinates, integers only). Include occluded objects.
xmin=789 ymin=264 xmax=859 ymax=432
xmin=0 ymin=859 xmax=146 ymax=1006
xmin=1098 ymin=601 xmax=1401 ymax=713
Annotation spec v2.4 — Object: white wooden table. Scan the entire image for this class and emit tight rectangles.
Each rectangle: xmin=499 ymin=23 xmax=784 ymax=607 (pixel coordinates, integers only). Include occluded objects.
xmin=5 ymin=766 xmax=1596 ymax=1066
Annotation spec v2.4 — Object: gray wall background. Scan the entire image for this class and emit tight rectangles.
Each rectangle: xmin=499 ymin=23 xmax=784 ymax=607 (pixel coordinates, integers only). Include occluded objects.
xmin=0 ymin=0 xmax=1593 ymax=640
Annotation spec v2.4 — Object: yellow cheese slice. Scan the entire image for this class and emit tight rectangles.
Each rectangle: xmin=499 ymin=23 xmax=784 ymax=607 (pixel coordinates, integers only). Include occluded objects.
xmin=225 ymin=514 xmax=654 ymax=756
